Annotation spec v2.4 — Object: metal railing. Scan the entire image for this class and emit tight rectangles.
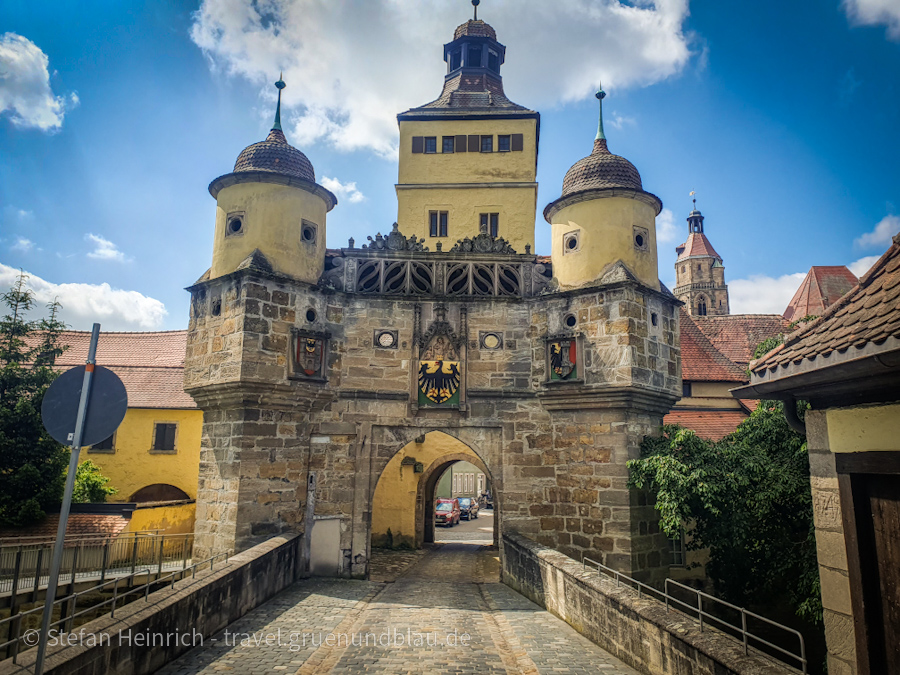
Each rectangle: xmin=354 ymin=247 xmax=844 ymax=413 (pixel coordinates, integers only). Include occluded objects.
xmin=0 ymin=551 xmax=229 ymax=663
xmin=0 ymin=532 xmax=193 ymax=597
xmin=582 ymin=557 xmax=806 ymax=673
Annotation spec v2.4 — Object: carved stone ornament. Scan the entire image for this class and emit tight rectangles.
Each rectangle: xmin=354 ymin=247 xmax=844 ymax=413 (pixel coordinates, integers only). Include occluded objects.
xmin=362 ymin=222 xmax=428 ymax=252
xmin=417 ymin=303 xmax=465 ymax=356
xmin=450 ymin=230 xmax=517 ymax=254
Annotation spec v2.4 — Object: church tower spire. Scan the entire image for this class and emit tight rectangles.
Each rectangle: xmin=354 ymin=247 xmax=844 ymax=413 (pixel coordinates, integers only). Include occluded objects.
xmin=674 ymin=195 xmax=730 ymax=316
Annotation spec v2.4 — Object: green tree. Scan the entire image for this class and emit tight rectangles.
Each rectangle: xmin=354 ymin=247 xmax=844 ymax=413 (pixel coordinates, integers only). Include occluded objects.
xmin=72 ymin=459 xmax=117 ymax=503
xmin=628 ymin=403 xmax=821 ymax=623
xmin=0 ymin=273 xmax=70 ymax=526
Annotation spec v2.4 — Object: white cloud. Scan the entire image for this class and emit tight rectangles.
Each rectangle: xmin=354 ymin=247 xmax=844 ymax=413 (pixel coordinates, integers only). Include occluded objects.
xmin=0 ymin=33 xmax=76 ymax=131
xmin=191 ymin=0 xmax=692 ymax=157
xmin=656 ymin=208 xmax=678 ymax=244
xmin=729 ymin=272 xmax=807 ymax=315
xmin=854 ymin=215 xmax=900 ymax=249
xmin=848 ymin=255 xmax=880 ymax=278
xmin=843 ymin=0 xmax=900 ymax=39
xmin=607 ymin=112 xmax=636 ymax=131
xmin=0 ymin=263 xmax=168 ymax=331
xmin=320 ymin=176 xmax=365 ymax=204
xmin=10 ymin=237 xmax=34 ymax=253
xmin=85 ymin=234 xmax=129 ymax=262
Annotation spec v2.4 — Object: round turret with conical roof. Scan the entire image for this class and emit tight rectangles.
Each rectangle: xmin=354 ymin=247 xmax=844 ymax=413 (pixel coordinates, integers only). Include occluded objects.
xmin=545 ymin=88 xmax=662 ymax=291
xmin=207 ymin=78 xmax=336 ymax=284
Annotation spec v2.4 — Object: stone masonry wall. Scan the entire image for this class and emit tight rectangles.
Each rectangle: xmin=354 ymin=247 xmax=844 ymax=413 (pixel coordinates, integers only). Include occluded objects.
xmin=185 ymin=264 xmax=679 ymax=580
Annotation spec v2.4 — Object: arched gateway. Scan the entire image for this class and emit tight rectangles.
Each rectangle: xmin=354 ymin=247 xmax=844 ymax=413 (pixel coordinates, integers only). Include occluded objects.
xmin=184 ymin=10 xmax=680 ymax=585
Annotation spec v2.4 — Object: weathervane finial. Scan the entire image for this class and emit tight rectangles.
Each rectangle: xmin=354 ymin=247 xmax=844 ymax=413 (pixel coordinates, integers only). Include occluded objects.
xmin=273 ymin=73 xmax=286 ymax=132
xmin=690 ymin=190 xmax=697 ymax=211
xmin=594 ymin=84 xmax=607 ymax=142
xmin=472 ymin=0 xmax=480 ymax=21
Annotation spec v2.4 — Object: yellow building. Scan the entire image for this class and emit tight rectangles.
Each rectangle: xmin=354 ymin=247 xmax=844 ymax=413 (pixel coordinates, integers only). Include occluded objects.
xmin=54 ymin=331 xmax=202 ymax=507
xmin=395 ymin=19 xmax=539 ymax=253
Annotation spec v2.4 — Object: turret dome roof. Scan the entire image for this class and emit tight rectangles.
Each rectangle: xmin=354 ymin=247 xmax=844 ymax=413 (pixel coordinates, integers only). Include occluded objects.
xmin=561 ymin=139 xmax=643 ymax=196
xmin=233 ymin=128 xmax=315 ymax=183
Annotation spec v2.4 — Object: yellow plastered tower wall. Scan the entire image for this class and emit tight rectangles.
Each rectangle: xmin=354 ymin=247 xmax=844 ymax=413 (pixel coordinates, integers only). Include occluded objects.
xmin=545 ymin=90 xmax=662 ymax=291
xmin=396 ymin=19 xmax=539 ymax=253
xmin=207 ymin=77 xmax=337 ymax=284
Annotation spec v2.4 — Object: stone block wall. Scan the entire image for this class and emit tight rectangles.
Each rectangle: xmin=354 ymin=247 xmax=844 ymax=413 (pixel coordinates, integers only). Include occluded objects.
xmin=502 ymin=532 xmax=798 ymax=675
xmin=805 ymin=411 xmax=857 ymax=674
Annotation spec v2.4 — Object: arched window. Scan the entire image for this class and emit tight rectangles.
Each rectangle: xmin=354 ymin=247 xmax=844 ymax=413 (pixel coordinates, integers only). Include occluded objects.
xmin=697 ymin=297 xmax=708 ymax=316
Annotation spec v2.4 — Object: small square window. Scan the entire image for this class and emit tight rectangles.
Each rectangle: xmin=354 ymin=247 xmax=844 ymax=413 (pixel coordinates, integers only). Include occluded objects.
xmin=442 ymin=136 xmax=455 ymax=153
xmin=424 ymin=137 xmax=437 ymax=154
xmin=498 ymin=135 xmax=511 ymax=152
xmin=429 ymin=211 xmax=448 ymax=237
xmin=481 ymin=136 xmax=493 ymax=153
xmin=152 ymin=423 xmax=177 ymax=453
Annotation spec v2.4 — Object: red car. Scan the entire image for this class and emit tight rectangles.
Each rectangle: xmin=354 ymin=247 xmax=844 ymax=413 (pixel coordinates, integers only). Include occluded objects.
xmin=435 ymin=498 xmax=461 ymax=527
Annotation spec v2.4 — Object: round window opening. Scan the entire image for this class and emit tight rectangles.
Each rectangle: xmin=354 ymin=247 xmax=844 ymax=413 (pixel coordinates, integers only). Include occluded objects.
xmin=302 ymin=226 xmax=316 ymax=243
xmin=566 ymin=237 xmax=578 ymax=251
xmin=228 ymin=218 xmax=243 ymax=234
xmin=306 ymin=308 xmax=317 ymax=323
xmin=564 ymin=314 xmax=577 ymax=328
xmin=635 ymin=234 xmax=645 ymax=248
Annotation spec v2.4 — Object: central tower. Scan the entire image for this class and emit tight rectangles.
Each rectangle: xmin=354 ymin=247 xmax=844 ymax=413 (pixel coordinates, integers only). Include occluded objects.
xmin=395 ymin=8 xmax=539 ymax=252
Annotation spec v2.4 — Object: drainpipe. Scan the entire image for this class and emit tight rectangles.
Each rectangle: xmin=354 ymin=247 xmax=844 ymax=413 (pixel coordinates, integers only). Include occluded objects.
xmin=783 ymin=398 xmax=806 ymax=435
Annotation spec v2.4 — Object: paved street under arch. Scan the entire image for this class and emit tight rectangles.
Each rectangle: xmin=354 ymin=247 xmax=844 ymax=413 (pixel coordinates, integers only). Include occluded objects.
xmin=159 ymin=535 xmax=638 ymax=674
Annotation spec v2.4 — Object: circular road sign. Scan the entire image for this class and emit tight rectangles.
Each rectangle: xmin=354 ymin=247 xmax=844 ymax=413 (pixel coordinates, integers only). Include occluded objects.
xmin=41 ymin=366 xmax=128 ymax=447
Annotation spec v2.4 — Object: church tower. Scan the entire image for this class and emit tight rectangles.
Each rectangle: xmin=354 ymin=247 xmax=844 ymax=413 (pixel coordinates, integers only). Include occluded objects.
xmin=395 ymin=4 xmax=539 ymax=252
xmin=674 ymin=205 xmax=730 ymax=316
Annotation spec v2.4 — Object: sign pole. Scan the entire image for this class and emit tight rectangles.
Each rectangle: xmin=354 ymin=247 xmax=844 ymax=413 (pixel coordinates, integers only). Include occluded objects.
xmin=34 ymin=323 xmax=100 ymax=675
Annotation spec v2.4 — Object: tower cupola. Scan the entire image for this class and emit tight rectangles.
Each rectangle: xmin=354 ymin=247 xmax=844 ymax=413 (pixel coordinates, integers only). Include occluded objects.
xmin=207 ymin=77 xmax=336 ymax=284
xmin=545 ymin=87 xmax=662 ymax=291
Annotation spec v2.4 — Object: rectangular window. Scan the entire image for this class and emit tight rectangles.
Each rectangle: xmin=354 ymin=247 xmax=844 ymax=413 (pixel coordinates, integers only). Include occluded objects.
xmin=467 ymin=135 xmax=480 ymax=152
xmin=488 ymin=50 xmax=500 ymax=72
xmin=411 ymin=136 xmax=424 ymax=153
xmin=467 ymin=45 xmax=482 ymax=67
xmin=480 ymin=213 xmax=499 ymax=238
xmin=90 ymin=434 xmax=115 ymax=453
xmin=442 ymin=136 xmax=455 ymax=153
xmin=152 ymin=422 xmax=177 ymax=453
xmin=477 ymin=474 xmax=485 ymax=494
xmin=424 ymin=137 xmax=437 ymax=154
xmin=682 ymin=382 xmax=692 ymax=398
xmin=498 ymin=135 xmax=511 ymax=152
xmin=481 ymin=135 xmax=493 ymax=153
xmin=450 ymin=49 xmax=462 ymax=71
xmin=429 ymin=211 xmax=448 ymax=237
xmin=669 ymin=533 xmax=686 ymax=567
xmin=511 ymin=134 xmax=524 ymax=151
xmin=455 ymin=135 xmax=467 ymax=153
xmin=453 ymin=473 xmax=459 ymax=495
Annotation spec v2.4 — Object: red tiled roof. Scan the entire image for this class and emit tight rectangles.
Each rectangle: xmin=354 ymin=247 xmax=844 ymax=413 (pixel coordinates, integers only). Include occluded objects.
xmin=680 ymin=309 xmax=748 ymax=382
xmin=663 ymin=409 xmax=749 ymax=441
xmin=675 ymin=232 xmax=722 ymax=262
xmin=738 ymin=399 xmax=760 ymax=413
xmin=691 ymin=315 xmax=792 ymax=368
xmin=753 ymin=235 xmax=900 ymax=372
xmin=30 ymin=331 xmax=195 ymax=409
xmin=0 ymin=514 xmax=130 ymax=543
xmin=782 ymin=266 xmax=858 ymax=322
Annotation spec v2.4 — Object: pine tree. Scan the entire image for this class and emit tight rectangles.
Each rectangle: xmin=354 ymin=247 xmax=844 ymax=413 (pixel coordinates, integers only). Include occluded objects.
xmin=0 ymin=272 xmax=69 ymax=526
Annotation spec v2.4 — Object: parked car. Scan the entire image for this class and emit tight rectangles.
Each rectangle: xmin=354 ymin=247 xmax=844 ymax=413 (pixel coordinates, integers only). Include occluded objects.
xmin=434 ymin=498 xmax=460 ymax=527
xmin=457 ymin=497 xmax=479 ymax=520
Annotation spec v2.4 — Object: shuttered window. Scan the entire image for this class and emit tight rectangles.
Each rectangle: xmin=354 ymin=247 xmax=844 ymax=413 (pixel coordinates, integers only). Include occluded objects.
xmin=511 ymin=134 xmax=524 ymax=151
xmin=411 ymin=136 xmax=424 ymax=153
xmin=153 ymin=423 xmax=177 ymax=452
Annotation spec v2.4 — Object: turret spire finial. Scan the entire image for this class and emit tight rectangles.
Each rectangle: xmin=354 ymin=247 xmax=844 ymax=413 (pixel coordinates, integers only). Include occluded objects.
xmin=472 ymin=0 xmax=480 ymax=20
xmin=690 ymin=190 xmax=697 ymax=211
xmin=595 ymin=86 xmax=607 ymax=142
xmin=273 ymin=72 xmax=286 ymax=132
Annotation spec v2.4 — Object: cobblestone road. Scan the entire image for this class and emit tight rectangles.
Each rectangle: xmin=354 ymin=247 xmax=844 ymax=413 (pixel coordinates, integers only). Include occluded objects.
xmin=158 ymin=543 xmax=639 ymax=675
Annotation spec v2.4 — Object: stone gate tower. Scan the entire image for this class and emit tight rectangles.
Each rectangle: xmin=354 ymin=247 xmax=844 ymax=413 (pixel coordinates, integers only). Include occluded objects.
xmin=185 ymin=8 xmax=681 ymax=584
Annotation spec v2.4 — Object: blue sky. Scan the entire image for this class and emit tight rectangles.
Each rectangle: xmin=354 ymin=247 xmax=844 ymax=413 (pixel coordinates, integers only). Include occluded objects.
xmin=1 ymin=0 xmax=898 ymax=330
